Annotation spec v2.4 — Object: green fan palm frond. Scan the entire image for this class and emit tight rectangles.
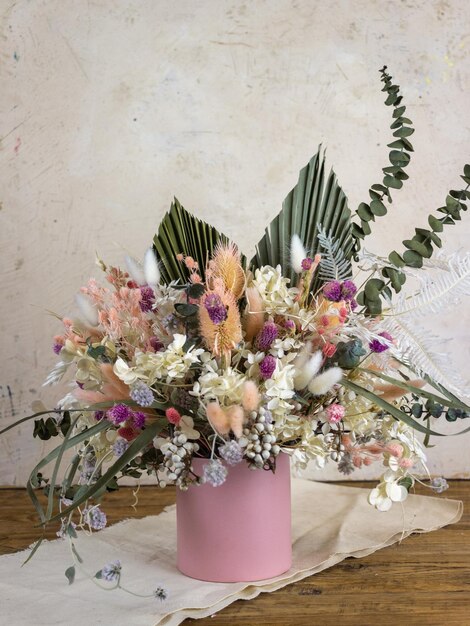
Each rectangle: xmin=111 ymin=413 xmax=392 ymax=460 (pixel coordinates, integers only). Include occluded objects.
xmin=153 ymin=198 xmax=233 ymax=284
xmin=250 ymin=147 xmax=353 ymax=292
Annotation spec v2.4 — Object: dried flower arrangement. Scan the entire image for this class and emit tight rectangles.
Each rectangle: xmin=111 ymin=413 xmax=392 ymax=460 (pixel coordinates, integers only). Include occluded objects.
xmin=2 ymin=66 xmax=469 ymax=597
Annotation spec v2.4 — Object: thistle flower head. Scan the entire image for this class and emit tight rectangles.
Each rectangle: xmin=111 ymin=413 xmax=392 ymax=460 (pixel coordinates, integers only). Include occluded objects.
xmin=200 ymin=282 xmax=242 ymax=359
xmin=209 ymin=241 xmax=245 ymax=299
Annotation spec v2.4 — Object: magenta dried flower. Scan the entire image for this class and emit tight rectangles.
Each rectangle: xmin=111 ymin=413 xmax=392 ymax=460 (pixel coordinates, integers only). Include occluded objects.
xmin=369 ymin=331 xmax=393 ymax=353
xmin=259 ymin=354 xmax=277 ymax=380
xmin=204 ymin=293 xmax=227 ymax=325
xmin=94 ymin=410 xmax=105 ymax=421
xmin=149 ymin=336 xmax=164 ymax=352
xmin=107 ymin=403 xmax=130 ymax=425
xmin=52 ymin=343 xmax=63 ymax=355
xmin=131 ymin=411 xmax=146 ymax=429
xmin=139 ymin=285 xmax=155 ymax=312
xmin=256 ymin=321 xmax=278 ymax=351
xmin=301 ymin=257 xmax=314 ymax=271
xmin=323 ymin=280 xmax=342 ymax=302
xmin=341 ymin=280 xmax=357 ymax=301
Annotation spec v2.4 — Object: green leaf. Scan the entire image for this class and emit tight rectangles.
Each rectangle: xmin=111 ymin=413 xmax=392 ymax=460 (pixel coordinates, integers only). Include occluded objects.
xmin=364 ymin=278 xmax=385 ymax=300
xmin=393 ymin=126 xmax=414 ymax=138
xmin=383 ymin=175 xmax=403 ymax=189
xmin=393 ymin=106 xmax=406 ymax=118
xmin=251 ymin=147 xmax=353 ymax=292
xmin=359 ymin=369 xmax=468 ymax=411
xmin=402 ymin=249 xmax=423 ymax=268
xmin=153 ymin=198 xmax=235 ymax=284
xmin=388 ymin=251 xmax=405 ymax=268
xmin=45 ymin=420 xmax=166 ymax=525
xmin=187 ymin=283 xmax=205 ymax=299
xmin=428 ymin=215 xmax=443 ymax=232
xmin=22 ymin=536 xmax=45 ymax=566
xmin=403 ymin=239 xmax=430 ymax=257
xmin=65 ymin=566 xmax=75 ymax=585
xmin=341 ymin=379 xmax=464 ymax=437
xmin=174 ymin=303 xmax=199 ymax=317
xmin=357 ymin=202 xmax=373 ymax=221
xmin=398 ymin=476 xmax=413 ymax=491
xmin=370 ymin=199 xmax=387 ymax=216
xmin=389 ymin=150 xmax=410 ymax=166
xmin=464 ymin=164 xmax=470 ymax=178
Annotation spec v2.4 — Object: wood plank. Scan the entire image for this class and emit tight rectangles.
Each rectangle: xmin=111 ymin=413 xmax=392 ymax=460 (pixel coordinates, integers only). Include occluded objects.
xmin=0 ymin=481 xmax=468 ymax=625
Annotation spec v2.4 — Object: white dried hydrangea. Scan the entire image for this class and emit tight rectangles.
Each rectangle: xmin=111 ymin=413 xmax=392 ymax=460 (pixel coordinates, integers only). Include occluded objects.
xmin=114 ymin=334 xmax=204 ymax=385
xmin=250 ymin=265 xmax=298 ymax=314
xmin=263 ymin=361 xmax=296 ymax=421
xmin=191 ymin=365 xmax=246 ymax=405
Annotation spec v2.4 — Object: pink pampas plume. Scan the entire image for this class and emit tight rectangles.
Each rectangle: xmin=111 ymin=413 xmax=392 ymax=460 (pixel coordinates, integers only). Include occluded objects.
xmin=242 ymin=380 xmax=260 ymax=412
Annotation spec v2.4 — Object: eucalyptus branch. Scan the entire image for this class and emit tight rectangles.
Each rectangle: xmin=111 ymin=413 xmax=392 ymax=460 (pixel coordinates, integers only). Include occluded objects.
xmin=351 ymin=66 xmax=415 ymax=258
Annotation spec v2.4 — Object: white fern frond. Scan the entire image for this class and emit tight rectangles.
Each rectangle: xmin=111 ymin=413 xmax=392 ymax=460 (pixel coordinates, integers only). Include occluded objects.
xmin=381 ymin=316 xmax=469 ymax=398
xmin=389 ymin=252 xmax=470 ymax=318
xmin=317 ymin=225 xmax=351 ymax=281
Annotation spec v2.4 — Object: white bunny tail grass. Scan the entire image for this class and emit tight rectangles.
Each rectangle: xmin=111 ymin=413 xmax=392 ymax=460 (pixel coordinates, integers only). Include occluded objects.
xmin=290 ymin=234 xmax=306 ymax=273
xmin=293 ymin=350 xmax=323 ymax=390
xmin=308 ymin=367 xmax=343 ymax=395
xmin=125 ymin=255 xmax=146 ymax=285
xmin=143 ymin=248 xmax=161 ymax=286
xmin=75 ymin=293 xmax=99 ymax=327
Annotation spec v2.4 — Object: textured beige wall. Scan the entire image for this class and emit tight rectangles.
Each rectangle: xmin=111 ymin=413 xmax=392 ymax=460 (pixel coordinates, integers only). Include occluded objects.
xmin=0 ymin=0 xmax=469 ymax=485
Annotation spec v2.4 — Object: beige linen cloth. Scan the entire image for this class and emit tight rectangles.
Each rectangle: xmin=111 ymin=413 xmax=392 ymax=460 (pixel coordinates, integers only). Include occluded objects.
xmin=0 ymin=479 xmax=462 ymax=625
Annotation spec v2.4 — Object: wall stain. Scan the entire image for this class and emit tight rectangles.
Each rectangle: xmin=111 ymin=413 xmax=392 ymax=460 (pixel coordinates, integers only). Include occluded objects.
xmin=13 ymin=136 xmax=21 ymax=155
xmin=14 ymin=258 xmax=24 ymax=270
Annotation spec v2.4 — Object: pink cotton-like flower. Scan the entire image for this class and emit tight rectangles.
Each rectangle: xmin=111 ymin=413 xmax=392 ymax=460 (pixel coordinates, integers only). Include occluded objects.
xmin=166 ymin=407 xmax=181 ymax=425
xmin=387 ymin=443 xmax=404 ymax=458
xmin=399 ymin=458 xmax=414 ymax=468
xmin=326 ymin=403 xmax=345 ymax=424
xmin=322 ymin=342 xmax=337 ymax=358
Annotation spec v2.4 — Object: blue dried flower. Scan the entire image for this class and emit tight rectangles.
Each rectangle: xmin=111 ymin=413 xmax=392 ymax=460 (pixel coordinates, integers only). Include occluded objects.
xmin=219 ymin=440 xmax=243 ymax=466
xmin=203 ymin=460 xmax=228 ymax=487
xmin=430 ymin=476 xmax=449 ymax=494
xmin=101 ymin=560 xmax=122 ymax=582
xmin=112 ymin=438 xmax=129 ymax=457
xmin=84 ymin=505 xmax=107 ymax=530
xmin=130 ymin=382 xmax=154 ymax=407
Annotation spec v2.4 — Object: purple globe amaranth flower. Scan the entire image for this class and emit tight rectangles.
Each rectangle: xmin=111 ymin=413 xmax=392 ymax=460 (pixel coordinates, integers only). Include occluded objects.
xmin=259 ymin=354 xmax=277 ymax=380
xmin=341 ymin=280 xmax=357 ymax=301
xmin=204 ymin=293 xmax=227 ymax=325
xmin=369 ymin=331 xmax=393 ymax=353
xmin=139 ymin=285 xmax=155 ymax=312
xmin=203 ymin=459 xmax=228 ymax=487
xmin=219 ymin=440 xmax=243 ymax=465
xmin=301 ymin=257 xmax=314 ymax=271
xmin=94 ymin=410 xmax=105 ymax=421
xmin=130 ymin=381 xmax=154 ymax=407
xmin=322 ymin=280 xmax=342 ymax=302
xmin=107 ymin=403 xmax=130 ymax=425
xmin=131 ymin=411 xmax=146 ymax=429
xmin=256 ymin=321 xmax=278 ymax=351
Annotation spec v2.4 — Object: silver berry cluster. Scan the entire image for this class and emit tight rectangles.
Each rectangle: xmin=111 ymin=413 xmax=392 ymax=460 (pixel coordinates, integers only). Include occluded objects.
xmin=323 ymin=430 xmax=346 ymax=462
xmin=160 ymin=430 xmax=199 ymax=489
xmin=242 ymin=409 xmax=280 ymax=469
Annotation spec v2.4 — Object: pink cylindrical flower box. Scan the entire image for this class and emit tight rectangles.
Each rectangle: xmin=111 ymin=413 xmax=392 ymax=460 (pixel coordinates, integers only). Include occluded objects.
xmin=176 ymin=453 xmax=292 ymax=582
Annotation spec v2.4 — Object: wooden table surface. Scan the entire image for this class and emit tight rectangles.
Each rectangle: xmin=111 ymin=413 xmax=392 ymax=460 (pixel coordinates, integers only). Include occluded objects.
xmin=1 ymin=481 xmax=469 ymax=626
